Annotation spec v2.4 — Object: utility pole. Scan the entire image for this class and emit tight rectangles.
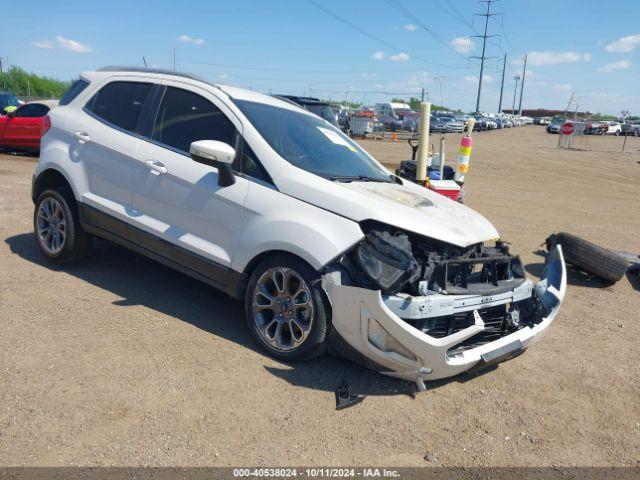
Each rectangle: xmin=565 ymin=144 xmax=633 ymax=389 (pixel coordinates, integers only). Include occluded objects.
xmin=498 ymin=53 xmax=506 ymax=113
xmin=421 ymin=88 xmax=425 ymax=102
xmin=518 ymin=53 xmax=527 ymax=116
xmin=512 ymin=74 xmax=520 ymax=114
xmin=433 ymin=76 xmax=447 ymax=110
xmin=470 ymin=0 xmax=501 ymax=113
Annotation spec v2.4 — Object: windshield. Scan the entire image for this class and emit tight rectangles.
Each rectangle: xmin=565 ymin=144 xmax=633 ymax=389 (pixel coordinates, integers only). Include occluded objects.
xmin=0 ymin=93 xmax=20 ymax=109
xmin=234 ymin=100 xmax=391 ymax=182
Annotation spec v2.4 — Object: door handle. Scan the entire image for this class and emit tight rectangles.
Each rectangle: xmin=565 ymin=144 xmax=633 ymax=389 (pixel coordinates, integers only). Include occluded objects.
xmin=144 ymin=160 xmax=167 ymax=175
xmin=74 ymin=131 xmax=91 ymax=143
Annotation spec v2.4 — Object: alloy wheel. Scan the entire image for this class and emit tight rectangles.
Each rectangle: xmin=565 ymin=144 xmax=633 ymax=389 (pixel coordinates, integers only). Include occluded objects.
xmin=36 ymin=197 xmax=66 ymax=255
xmin=252 ymin=267 xmax=314 ymax=352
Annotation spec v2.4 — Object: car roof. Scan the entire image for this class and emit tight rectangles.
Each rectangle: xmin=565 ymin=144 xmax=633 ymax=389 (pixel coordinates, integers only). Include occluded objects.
xmin=84 ymin=66 xmax=310 ymax=115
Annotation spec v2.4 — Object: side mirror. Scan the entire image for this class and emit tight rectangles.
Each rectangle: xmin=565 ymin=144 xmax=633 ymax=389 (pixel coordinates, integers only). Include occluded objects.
xmin=190 ymin=140 xmax=236 ymax=187
xmin=7 ymin=110 xmax=16 ymax=119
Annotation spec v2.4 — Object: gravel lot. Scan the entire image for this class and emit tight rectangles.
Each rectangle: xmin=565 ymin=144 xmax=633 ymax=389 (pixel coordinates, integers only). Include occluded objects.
xmin=1 ymin=126 xmax=639 ymax=467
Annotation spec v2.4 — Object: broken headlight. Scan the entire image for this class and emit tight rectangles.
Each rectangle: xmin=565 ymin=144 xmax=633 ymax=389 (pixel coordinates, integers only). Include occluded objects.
xmin=355 ymin=230 xmax=419 ymax=293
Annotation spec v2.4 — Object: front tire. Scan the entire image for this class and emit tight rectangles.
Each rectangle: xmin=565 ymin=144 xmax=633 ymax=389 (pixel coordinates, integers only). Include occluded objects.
xmin=34 ymin=188 xmax=90 ymax=263
xmin=244 ymin=255 xmax=330 ymax=361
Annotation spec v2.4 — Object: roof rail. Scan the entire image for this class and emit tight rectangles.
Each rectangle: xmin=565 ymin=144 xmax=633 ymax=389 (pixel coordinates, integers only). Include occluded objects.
xmin=96 ymin=66 xmax=208 ymax=83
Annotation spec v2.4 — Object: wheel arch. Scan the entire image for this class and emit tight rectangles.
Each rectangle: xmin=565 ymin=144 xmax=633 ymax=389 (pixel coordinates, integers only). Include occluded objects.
xmin=32 ymin=167 xmax=78 ymax=204
xmin=233 ymin=249 xmax=320 ymax=300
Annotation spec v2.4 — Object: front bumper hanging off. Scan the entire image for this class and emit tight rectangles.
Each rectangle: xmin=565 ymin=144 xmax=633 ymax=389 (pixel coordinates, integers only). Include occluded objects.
xmin=323 ymin=246 xmax=567 ymax=391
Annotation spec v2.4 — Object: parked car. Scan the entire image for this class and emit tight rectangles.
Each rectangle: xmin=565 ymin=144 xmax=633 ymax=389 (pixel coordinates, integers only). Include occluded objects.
xmin=275 ymin=95 xmax=339 ymax=127
xmin=472 ymin=117 xmax=488 ymax=132
xmin=621 ymin=122 xmax=640 ymax=136
xmin=0 ymin=100 xmax=58 ymax=152
xmin=484 ymin=117 xmax=497 ymax=130
xmin=547 ymin=118 xmax=564 ymax=134
xmin=605 ymin=121 xmax=622 ymax=135
xmin=0 ymin=91 xmax=22 ymax=114
xmin=32 ymin=67 xmax=566 ymax=389
xmin=433 ymin=115 xmax=464 ymax=133
xmin=373 ymin=102 xmax=415 ymax=131
xmin=431 ymin=115 xmax=449 ymax=133
xmin=584 ymin=121 xmax=607 ymax=135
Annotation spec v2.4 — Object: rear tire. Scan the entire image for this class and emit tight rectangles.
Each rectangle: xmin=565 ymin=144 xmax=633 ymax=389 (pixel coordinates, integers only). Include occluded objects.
xmin=34 ymin=188 xmax=90 ymax=263
xmin=244 ymin=254 xmax=330 ymax=361
xmin=546 ymin=232 xmax=628 ymax=283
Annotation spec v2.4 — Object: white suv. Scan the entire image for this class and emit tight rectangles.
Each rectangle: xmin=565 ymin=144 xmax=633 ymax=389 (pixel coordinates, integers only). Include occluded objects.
xmin=32 ymin=67 xmax=566 ymax=390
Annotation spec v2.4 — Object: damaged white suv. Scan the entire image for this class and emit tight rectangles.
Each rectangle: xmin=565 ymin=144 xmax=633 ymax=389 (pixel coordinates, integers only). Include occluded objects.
xmin=33 ymin=67 xmax=566 ymax=390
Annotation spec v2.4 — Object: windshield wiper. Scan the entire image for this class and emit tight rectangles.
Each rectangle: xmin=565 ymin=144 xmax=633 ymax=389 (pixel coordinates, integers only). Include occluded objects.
xmin=330 ymin=175 xmax=391 ymax=183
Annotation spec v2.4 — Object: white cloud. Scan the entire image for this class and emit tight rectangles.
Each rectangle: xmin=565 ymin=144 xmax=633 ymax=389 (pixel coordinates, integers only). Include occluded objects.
xmin=217 ymin=73 xmax=230 ymax=80
xmin=464 ymin=74 xmax=493 ymax=83
xmin=404 ymin=24 xmax=417 ymax=31
xmin=372 ymin=51 xmax=385 ymax=61
xmin=450 ymin=37 xmax=474 ymax=54
xmin=605 ymin=34 xmax=640 ymax=53
xmin=515 ymin=51 xmax=591 ymax=67
xmin=178 ymin=34 xmax=205 ymax=45
xmin=389 ymin=52 xmax=410 ymax=62
xmin=32 ymin=41 xmax=54 ymax=49
xmin=55 ymin=36 xmax=92 ymax=53
xmin=598 ymin=59 xmax=631 ymax=72
xmin=553 ymin=84 xmax=572 ymax=92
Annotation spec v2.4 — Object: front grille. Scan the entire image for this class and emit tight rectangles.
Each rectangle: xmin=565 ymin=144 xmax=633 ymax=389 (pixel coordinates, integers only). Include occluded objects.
xmin=403 ymin=298 xmax=541 ymax=353
xmin=427 ymin=304 xmax=513 ymax=351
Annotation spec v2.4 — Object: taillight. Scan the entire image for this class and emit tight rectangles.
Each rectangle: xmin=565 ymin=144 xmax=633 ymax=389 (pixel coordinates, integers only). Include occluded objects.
xmin=41 ymin=115 xmax=52 ymax=136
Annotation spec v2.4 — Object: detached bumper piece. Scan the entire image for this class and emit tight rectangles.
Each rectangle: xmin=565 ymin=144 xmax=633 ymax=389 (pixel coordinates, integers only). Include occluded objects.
xmin=324 ymin=246 xmax=567 ymax=391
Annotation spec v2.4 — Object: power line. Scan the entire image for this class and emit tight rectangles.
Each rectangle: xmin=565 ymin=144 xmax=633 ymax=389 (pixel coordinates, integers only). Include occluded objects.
xmin=436 ymin=0 xmax=480 ymax=35
xmin=383 ymin=0 xmax=468 ymax=59
xmin=494 ymin=4 xmax=515 ymax=54
xmin=469 ymin=0 xmax=502 ymax=113
xmin=179 ymin=58 xmax=435 ymax=76
xmin=304 ymin=0 xmax=468 ymax=70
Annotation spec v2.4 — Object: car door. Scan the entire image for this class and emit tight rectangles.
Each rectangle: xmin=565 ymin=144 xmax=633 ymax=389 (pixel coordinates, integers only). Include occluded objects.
xmin=66 ymin=80 xmax=156 ymax=232
xmin=5 ymin=104 xmax=50 ymax=147
xmin=130 ymin=82 xmax=249 ymax=287
xmin=2 ymin=104 xmax=37 ymax=146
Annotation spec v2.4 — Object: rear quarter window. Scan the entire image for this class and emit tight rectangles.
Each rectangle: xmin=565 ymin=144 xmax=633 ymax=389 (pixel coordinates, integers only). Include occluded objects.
xmin=59 ymin=79 xmax=90 ymax=106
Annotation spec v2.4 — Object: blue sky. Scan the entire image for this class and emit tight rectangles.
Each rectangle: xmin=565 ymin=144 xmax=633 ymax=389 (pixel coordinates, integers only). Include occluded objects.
xmin=3 ymin=0 xmax=639 ymax=114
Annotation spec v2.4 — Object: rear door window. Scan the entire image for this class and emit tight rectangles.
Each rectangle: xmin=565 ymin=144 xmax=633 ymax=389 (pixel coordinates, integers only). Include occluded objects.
xmin=86 ymin=81 xmax=153 ymax=132
xmin=151 ymin=86 xmax=236 ymax=153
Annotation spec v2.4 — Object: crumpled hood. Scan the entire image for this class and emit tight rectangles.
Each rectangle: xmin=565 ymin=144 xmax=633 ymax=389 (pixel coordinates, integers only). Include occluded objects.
xmin=275 ymin=166 xmax=499 ymax=247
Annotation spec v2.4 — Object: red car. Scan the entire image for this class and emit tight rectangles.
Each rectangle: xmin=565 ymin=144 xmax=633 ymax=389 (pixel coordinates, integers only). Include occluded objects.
xmin=0 ymin=100 xmax=57 ymax=152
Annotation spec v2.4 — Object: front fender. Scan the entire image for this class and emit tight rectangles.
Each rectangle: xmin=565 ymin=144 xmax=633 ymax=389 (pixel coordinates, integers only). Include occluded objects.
xmin=231 ymin=182 xmax=363 ymax=272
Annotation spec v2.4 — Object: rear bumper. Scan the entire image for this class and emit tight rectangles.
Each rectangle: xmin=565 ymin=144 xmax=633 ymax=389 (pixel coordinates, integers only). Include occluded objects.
xmin=324 ymin=246 xmax=566 ymax=390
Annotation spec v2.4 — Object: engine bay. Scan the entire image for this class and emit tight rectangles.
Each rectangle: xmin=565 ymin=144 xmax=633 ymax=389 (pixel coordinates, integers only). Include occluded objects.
xmin=339 ymin=221 xmax=527 ymax=297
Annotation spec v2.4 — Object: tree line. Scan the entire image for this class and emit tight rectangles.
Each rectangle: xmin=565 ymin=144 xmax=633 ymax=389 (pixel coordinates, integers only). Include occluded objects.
xmin=0 ymin=66 xmax=72 ymax=100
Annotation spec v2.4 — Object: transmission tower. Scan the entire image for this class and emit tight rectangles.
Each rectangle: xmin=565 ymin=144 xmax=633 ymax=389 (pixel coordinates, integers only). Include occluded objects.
xmin=470 ymin=0 xmax=501 ymax=113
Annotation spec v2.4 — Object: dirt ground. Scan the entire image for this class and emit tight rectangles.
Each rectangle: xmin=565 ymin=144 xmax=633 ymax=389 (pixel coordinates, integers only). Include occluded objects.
xmin=0 ymin=126 xmax=639 ymax=467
